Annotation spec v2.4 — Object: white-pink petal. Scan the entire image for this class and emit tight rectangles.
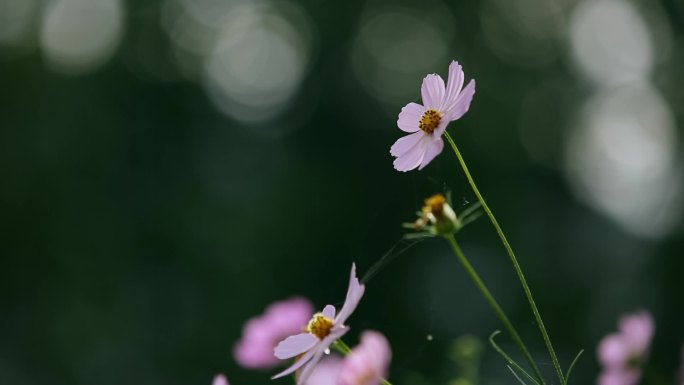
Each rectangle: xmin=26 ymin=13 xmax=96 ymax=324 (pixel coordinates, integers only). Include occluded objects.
xmin=445 ymin=79 xmax=475 ymax=122
xmin=393 ymin=136 xmax=428 ymax=172
xmin=274 ymin=333 xmax=318 ymax=359
xmin=390 ymin=131 xmax=424 ymax=158
xmin=272 ymin=346 xmax=319 ymax=379
xmin=442 ymin=61 xmax=464 ymax=112
xmin=335 ymin=263 xmax=366 ymax=325
xmin=418 ymin=137 xmax=444 ymax=170
xmin=321 ymin=305 xmax=336 ymax=320
xmin=397 ymin=103 xmax=425 ymax=133
xmin=303 ymin=356 xmax=342 ymax=385
xmin=421 ymin=74 xmax=445 ymax=109
xmin=297 ymin=345 xmax=327 ymax=385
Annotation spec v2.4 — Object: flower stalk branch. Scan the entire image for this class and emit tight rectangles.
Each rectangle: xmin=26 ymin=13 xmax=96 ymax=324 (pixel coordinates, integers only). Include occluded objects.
xmin=443 ymin=130 xmax=564 ymax=385
xmin=444 ymin=234 xmax=545 ymax=385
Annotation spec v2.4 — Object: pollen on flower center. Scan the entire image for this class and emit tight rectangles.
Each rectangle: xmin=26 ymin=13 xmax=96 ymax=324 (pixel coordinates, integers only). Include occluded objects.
xmin=424 ymin=194 xmax=445 ymax=216
xmin=306 ymin=313 xmax=334 ymax=339
xmin=419 ymin=109 xmax=441 ymax=134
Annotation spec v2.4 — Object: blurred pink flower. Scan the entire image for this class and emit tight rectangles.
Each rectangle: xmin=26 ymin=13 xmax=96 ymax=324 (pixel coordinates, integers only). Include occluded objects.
xmin=212 ymin=374 xmax=229 ymax=385
xmin=272 ymin=264 xmax=365 ymax=385
xmin=597 ymin=311 xmax=654 ymax=385
xmin=234 ymin=297 xmax=314 ymax=369
xmin=391 ymin=60 xmax=476 ymax=172
xmin=337 ymin=331 xmax=392 ymax=385
xmin=303 ymin=356 xmax=343 ymax=385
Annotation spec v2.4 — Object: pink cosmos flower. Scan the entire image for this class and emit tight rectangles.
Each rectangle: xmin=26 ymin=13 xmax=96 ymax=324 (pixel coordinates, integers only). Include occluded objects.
xmin=212 ymin=374 xmax=229 ymax=385
xmin=272 ymin=264 xmax=366 ymax=385
xmin=390 ymin=60 xmax=476 ymax=172
xmin=338 ymin=331 xmax=392 ymax=385
xmin=234 ymin=297 xmax=314 ymax=369
xmin=597 ymin=311 xmax=654 ymax=385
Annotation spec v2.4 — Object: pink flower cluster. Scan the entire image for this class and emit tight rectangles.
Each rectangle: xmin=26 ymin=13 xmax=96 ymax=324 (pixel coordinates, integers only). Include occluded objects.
xmin=233 ymin=296 xmax=314 ymax=369
xmin=597 ymin=311 xmax=654 ymax=385
xmin=272 ymin=264 xmax=366 ymax=384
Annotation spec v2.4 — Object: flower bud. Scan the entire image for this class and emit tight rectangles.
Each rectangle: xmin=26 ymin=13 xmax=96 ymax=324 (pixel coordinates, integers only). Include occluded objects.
xmin=415 ymin=194 xmax=460 ymax=236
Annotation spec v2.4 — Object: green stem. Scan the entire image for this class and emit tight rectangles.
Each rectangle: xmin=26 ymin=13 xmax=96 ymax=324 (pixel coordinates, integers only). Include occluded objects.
xmin=332 ymin=340 xmax=393 ymax=385
xmin=331 ymin=339 xmax=353 ymax=355
xmin=443 ymin=131 xmax=564 ymax=385
xmin=444 ymin=235 xmax=545 ymax=385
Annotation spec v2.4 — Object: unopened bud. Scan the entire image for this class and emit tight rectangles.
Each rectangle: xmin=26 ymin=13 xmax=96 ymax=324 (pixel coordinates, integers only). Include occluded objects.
xmin=417 ymin=194 xmax=460 ymax=235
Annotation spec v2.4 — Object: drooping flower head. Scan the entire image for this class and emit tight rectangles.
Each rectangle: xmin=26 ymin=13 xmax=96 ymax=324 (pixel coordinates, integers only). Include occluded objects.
xmin=234 ymin=297 xmax=314 ymax=369
xmin=391 ymin=61 xmax=476 ymax=172
xmin=212 ymin=374 xmax=229 ymax=385
xmin=338 ymin=331 xmax=392 ymax=385
xmin=272 ymin=264 xmax=365 ymax=385
xmin=597 ymin=311 xmax=654 ymax=385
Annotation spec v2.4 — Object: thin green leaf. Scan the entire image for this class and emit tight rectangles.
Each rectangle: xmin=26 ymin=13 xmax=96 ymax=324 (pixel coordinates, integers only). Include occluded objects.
xmin=459 ymin=210 xmax=483 ymax=228
xmin=564 ymin=349 xmax=584 ymax=384
xmin=508 ymin=365 xmax=530 ymax=385
xmin=489 ymin=331 xmax=540 ymax=385
xmin=402 ymin=232 xmax=434 ymax=240
xmin=458 ymin=201 xmax=482 ymax=219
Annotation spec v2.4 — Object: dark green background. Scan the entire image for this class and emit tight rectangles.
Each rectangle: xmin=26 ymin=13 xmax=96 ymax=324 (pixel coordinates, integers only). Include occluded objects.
xmin=2 ymin=0 xmax=684 ymax=384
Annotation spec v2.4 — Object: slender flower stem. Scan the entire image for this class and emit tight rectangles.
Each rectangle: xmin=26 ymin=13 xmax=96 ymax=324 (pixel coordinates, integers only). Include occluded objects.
xmin=444 ymin=234 xmax=545 ymax=385
xmin=443 ymin=131 xmax=565 ymax=385
xmin=331 ymin=340 xmax=393 ymax=385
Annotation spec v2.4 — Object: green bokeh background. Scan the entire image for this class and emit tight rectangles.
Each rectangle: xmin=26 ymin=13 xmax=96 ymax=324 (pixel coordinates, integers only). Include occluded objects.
xmin=2 ymin=0 xmax=684 ymax=384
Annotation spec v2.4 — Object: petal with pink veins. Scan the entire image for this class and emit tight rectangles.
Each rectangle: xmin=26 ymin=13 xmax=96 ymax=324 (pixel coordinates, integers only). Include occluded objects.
xmin=418 ymin=137 xmax=444 ymax=170
xmin=421 ymin=74 xmax=445 ymax=109
xmin=446 ymin=80 xmax=475 ymax=121
xmin=442 ymin=61 xmax=464 ymax=112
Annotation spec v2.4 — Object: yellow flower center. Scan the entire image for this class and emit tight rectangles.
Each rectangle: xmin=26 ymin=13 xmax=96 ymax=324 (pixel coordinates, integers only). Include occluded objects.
xmin=306 ymin=313 xmax=333 ymax=339
xmin=424 ymin=194 xmax=446 ymax=216
xmin=419 ymin=109 xmax=441 ymax=134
